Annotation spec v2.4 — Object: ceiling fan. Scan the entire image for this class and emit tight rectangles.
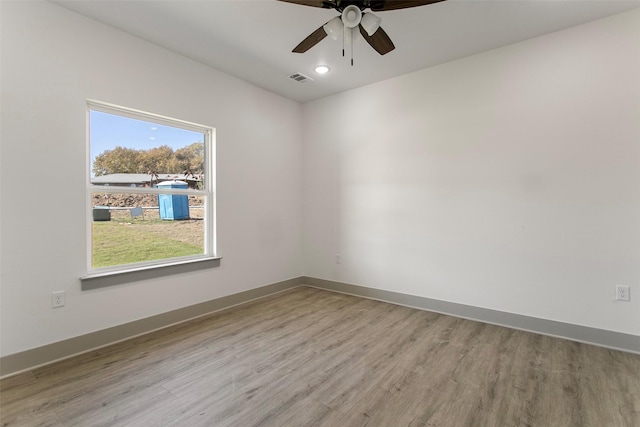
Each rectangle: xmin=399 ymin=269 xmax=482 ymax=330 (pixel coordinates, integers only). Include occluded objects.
xmin=278 ymin=0 xmax=446 ymax=63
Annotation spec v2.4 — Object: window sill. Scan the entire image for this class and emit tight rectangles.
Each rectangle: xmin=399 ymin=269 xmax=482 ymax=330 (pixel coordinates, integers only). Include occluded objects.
xmin=80 ymin=257 xmax=222 ymax=290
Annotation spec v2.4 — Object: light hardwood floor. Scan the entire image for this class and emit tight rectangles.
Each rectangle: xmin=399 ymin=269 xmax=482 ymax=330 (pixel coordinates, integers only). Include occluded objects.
xmin=1 ymin=286 xmax=639 ymax=426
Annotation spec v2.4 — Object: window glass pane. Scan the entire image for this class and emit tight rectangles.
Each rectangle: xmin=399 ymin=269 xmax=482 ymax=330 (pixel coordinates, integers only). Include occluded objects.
xmin=90 ymin=110 xmax=205 ymax=185
xmin=91 ymin=192 xmax=205 ymax=268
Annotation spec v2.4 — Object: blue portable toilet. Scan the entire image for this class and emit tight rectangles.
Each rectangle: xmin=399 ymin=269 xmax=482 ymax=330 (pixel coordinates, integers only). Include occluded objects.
xmin=157 ymin=180 xmax=190 ymax=220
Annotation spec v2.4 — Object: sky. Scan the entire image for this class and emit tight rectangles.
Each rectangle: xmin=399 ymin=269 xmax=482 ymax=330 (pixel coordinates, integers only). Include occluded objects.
xmin=89 ymin=110 xmax=204 ymax=172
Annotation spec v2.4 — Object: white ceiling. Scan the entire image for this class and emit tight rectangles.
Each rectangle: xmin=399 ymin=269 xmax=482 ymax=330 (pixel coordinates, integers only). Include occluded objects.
xmin=53 ymin=0 xmax=640 ymax=103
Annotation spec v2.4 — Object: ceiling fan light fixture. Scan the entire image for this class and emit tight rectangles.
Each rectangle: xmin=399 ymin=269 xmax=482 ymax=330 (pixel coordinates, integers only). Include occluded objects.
xmin=323 ymin=16 xmax=342 ymax=40
xmin=341 ymin=5 xmax=362 ymax=28
xmin=314 ymin=65 xmax=330 ymax=74
xmin=361 ymin=12 xmax=381 ymax=36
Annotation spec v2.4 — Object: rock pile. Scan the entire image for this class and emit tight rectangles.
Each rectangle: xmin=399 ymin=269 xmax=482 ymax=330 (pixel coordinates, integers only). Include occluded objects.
xmin=91 ymin=194 xmax=203 ymax=207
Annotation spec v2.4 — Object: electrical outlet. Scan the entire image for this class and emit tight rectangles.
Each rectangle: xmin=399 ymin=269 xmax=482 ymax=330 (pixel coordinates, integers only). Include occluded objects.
xmin=52 ymin=291 xmax=65 ymax=308
xmin=615 ymin=285 xmax=630 ymax=302
xmin=335 ymin=254 xmax=341 ymax=264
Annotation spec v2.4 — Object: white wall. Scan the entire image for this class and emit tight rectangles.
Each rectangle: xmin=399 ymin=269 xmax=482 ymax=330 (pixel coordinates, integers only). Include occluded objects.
xmin=0 ymin=1 xmax=303 ymax=356
xmin=1 ymin=2 xmax=638 ymax=360
xmin=303 ymin=9 xmax=640 ymax=335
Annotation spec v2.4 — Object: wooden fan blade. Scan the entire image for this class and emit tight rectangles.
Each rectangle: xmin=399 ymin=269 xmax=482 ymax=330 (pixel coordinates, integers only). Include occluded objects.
xmin=293 ymin=25 xmax=328 ymax=53
xmin=277 ymin=0 xmax=335 ymax=8
xmin=370 ymin=0 xmax=446 ymax=11
xmin=359 ymin=25 xmax=395 ymax=55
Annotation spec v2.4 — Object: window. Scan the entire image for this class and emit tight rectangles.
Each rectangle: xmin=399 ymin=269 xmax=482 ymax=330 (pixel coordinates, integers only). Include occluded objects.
xmin=86 ymin=100 xmax=215 ymax=277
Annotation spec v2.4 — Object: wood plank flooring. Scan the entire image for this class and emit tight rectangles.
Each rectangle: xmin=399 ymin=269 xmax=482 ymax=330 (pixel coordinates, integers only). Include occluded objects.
xmin=1 ymin=286 xmax=639 ymax=426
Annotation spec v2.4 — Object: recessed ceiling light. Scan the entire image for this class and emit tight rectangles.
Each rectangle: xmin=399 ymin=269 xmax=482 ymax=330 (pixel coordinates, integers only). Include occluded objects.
xmin=314 ymin=65 xmax=330 ymax=74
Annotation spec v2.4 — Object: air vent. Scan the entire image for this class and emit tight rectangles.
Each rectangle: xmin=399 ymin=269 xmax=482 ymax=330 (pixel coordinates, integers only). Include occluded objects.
xmin=289 ymin=73 xmax=313 ymax=83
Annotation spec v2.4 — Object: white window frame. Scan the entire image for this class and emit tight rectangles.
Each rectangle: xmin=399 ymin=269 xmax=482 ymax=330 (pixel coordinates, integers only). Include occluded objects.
xmin=84 ymin=100 xmax=217 ymax=279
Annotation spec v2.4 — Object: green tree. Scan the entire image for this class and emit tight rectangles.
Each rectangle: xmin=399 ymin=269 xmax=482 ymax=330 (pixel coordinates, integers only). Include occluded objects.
xmin=93 ymin=143 xmax=204 ymax=176
xmin=175 ymin=142 xmax=204 ymax=172
xmin=139 ymin=145 xmax=180 ymax=174
xmin=93 ymin=146 xmax=141 ymax=176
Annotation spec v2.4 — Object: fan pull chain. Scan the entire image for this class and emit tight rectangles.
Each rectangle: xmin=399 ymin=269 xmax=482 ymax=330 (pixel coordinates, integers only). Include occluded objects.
xmin=351 ymin=27 xmax=354 ymax=66
xmin=342 ymin=25 xmax=345 ymax=57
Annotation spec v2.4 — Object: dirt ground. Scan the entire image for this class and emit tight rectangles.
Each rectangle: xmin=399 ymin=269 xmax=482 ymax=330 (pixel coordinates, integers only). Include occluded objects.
xmin=92 ymin=193 xmax=203 ymax=209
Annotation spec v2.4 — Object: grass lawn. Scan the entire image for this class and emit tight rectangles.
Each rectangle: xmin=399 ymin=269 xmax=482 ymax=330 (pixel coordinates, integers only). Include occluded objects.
xmin=92 ymin=218 xmax=203 ymax=268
